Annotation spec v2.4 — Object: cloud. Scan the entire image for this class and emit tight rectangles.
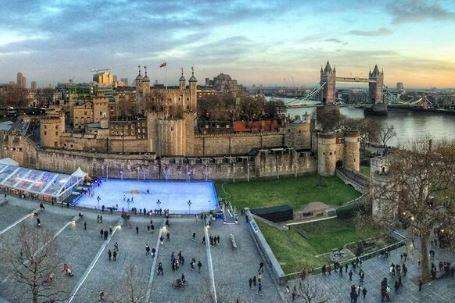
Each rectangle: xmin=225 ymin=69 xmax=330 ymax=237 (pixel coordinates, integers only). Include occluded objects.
xmin=387 ymin=0 xmax=455 ymax=24
xmin=349 ymin=27 xmax=392 ymax=36
xmin=324 ymin=38 xmax=348 ymax=45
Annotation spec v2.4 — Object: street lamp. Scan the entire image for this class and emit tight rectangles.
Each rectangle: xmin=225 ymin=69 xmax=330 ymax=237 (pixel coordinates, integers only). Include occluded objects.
xmin=187 ymin=200 xmax=192 ymax=215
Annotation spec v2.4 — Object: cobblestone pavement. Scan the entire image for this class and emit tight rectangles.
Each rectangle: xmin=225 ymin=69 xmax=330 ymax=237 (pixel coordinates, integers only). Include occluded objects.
xmin=286 ymin=238 xmax=455 ymax=303
xmin=210 ymin=222 xmax=283 ymax=303
xmin=0 ymin=196 xmax=284 ymax=303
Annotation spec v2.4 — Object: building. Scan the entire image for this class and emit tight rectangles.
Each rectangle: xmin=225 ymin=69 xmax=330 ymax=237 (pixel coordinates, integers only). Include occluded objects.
xmin=204 ymin=73 xmax=244 ymax=95
xmin=16 ymin=72 xmax=26 ymax=89
xmin=93 ymin=70 xmax=114 ymax=86
xmin=31 ymin=81 xmax=37 ymax=90
xmin=396 ymin=82 xmax=404 ymax=92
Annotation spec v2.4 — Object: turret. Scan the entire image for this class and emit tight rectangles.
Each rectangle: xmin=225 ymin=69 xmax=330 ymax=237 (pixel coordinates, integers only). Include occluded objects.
xmin=135 ymin=65 xmax=143 ymax=88
xmin=188 ymin=66 xmax=197 ymax=111
xmin=343 ymin=131 xmax=360 ymax=173
xmin=320 ymin=61 xmax=336 ymax=105
xmin=179 ymin=68 xmax=186 ymax=91
xmin=142 ymin=66 xmax=150 ymax=94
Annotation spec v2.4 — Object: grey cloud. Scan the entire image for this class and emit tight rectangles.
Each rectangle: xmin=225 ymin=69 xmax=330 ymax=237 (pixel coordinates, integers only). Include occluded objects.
xmin=349 ymin=27 xmax=392 ymax=36
xmin=387 ymin=0 xmax=455 ymax=24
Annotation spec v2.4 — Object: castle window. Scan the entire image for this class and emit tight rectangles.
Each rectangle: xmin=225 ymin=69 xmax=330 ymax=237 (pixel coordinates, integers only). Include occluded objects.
xmin=329 ymin=152 xmax=332 ymax=155
xmin=44 ymin=131 xmax=47 ymax=135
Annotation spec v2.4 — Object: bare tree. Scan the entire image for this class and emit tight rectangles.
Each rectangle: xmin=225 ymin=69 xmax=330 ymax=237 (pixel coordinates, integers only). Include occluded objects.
xmin=3 ymin=224 xmax=66 ymax=303
xmin=292 ymin=279 xmax=327 ymax=303
xmin=378 ymin=124 xmax=396 ymax=149
xmin=370 ymin=139 xmax=455 ymax=282
xmin=116 ymin=263 xmax=146 ymax=303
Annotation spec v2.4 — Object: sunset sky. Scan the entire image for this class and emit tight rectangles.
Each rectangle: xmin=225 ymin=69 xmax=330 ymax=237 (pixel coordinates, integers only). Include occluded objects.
xmin=0 ymin=0 xmax=454 ymax=88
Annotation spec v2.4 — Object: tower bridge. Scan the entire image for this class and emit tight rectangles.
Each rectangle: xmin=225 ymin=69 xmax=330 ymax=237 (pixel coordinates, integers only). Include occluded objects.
xmin=320 ymin=61 xmax=384 ymax=105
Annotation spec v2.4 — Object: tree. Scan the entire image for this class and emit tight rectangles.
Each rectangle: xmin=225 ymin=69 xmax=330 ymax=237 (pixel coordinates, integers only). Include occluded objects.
xmin=116 ymin=263 xmax=146 ymax=303
xmin=292 ymin=279 xmax=327 ymax=303
xmin=316 ymin=106 xmax=342 ymax=132
xmin=378 ymin=124 xmax=396 ymax=149
xmin=3 ymin=224 xmax=66 ymax=303
xmin=341 ymin=118 xmax=380 ymax=148
xmin=370 ymin=139 xmax=455 ymax=282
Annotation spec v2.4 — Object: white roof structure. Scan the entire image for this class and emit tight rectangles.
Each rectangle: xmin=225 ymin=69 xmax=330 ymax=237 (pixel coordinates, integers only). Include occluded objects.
xmin=0 ymin=164 xmax=84 ymax=200
xmin=71 ymin=167 xmax=88 ymax=179
xmin=0 ymin=158 xmax=19 ymax=166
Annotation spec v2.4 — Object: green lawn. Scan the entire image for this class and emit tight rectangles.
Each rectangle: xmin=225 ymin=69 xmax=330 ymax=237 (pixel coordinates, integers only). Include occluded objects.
xmin=257 ymin=221 xmax=323 ymax=273
xmin=360 ymin=165 xmax=370 ymax=177
xmin=297 ymin=218 xmax=382 ymax=253
xmin=216 ymin=175 xmax=361 ymax=210
xmin=257 ymin=218 xmax=383 ymax=274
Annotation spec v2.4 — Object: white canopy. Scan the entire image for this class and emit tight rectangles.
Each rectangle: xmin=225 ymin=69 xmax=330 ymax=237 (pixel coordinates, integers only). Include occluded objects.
xmin=72 ymin=167 xmax=88 ymax=178
xmin=0 ymin=158 xmax=18 ymax=166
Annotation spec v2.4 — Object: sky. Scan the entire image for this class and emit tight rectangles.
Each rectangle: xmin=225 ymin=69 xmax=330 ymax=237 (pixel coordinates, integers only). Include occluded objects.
xmin=0 ymin=0 xmax=454 ymax=88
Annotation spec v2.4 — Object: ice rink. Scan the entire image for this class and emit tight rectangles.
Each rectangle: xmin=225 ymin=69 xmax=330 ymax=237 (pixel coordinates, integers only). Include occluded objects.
xmin=75 ymin=179 xmax=219 ymax=214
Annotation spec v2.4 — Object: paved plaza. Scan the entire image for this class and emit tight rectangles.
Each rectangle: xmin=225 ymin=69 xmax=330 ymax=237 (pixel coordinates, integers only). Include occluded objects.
xmin=0 ymin=195 xmax=454 ymax=302
xmin=0 ymin=196 xmax=281 ymax=303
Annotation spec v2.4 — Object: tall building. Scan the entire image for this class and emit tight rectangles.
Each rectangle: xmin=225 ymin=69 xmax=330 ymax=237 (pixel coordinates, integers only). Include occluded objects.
xmin=16 ymin=72 xmax=26 ymax=88
xmin=31 ymin=81 xmax=37 ymax=90
xmin=93 ymin=70 xmax=114 ymax=86
xmin=396 ymin=82 xmax=404 ymax=92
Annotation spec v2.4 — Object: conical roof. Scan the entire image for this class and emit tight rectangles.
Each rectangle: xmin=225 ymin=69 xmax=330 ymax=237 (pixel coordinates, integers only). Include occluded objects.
xmin=179 ymin=68 xmax=185 ymax=81
xmin=324 ymin=61 xmax=332 ymax=73
xmin=189 ymin=66 xmax=197 ymax=82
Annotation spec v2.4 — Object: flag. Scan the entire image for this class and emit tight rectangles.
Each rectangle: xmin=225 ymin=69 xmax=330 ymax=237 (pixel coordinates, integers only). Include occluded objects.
xmin=159 ymin=62 xmax=167 ymax=68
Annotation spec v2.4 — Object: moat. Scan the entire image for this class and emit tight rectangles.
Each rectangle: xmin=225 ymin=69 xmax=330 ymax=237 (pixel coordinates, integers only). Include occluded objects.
xmin=279 ymin=98 xmax=455 ymax=146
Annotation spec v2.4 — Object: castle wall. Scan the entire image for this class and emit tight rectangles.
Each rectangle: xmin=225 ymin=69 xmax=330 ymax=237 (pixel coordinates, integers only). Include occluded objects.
xmin=0 ymin=132 xmax=317 ymax=181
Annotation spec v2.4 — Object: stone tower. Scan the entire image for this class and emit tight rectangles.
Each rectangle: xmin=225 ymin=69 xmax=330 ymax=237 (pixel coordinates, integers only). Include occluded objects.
xmin=320 ymin=61 xmax=336 ymax=104
xmin=141 ymin=66 xmax=151 ymax=95
xmin=343 ymin=131 xmax=360 ymax=173
xmin=179 ymin=68 xmax=186 ymax=91
xmin=317 ymin=132 xmax=338 ymax=176
xmin=135 ymin=65 xmax=143 ymax=89
xmin=369 ymin=65 xmax=384 ymax=104
xmin=188 ymin=66 xmax=198 ymax=111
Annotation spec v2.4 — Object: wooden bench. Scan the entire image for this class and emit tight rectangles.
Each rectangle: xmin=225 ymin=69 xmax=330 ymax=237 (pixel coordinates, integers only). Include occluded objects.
xmin=229 ymin=234 xmax=237 ymax=250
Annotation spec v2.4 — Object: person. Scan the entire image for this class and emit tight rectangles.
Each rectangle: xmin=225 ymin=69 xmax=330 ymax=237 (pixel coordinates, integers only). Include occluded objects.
xmin=190 ymin=259 xmax=195 ymax=270
xmin=145 ymin=244 xmax=150 ymax=256
xmin=36 ymin=217 xmax=41 ymax=227
xmin=418 ymin=279 xmax=423 ymax=291
xmin=166 ymin=232 xmax=170 ymax=241
xmin=160 ymin=235 xmax=164 ymax=245
xmin=362 ymin=287 xmax=367 ymax=299
xmin=248 ymin=277 xmax=253 ymax=289
xmin=113 ymin=250 xmax=117 ymax=261
xmin=100 ymin=229 xmax=104 ymax=238
xmin=84 ymin=221 xmax=87 ymax=230
xmin=349 ymin=269 xmax=353 ymax=281
xmin=181 ymin=273 xmax=186 ymax=284
xmin=136 ymin=226 xmax=139 ymax=235
xmin=157 ymin=262 xmax=164 ymax=276
xmin=151 ymin=247 xmax=156 ymax=258
xmin=114 ymin=242 xmax=119 ymax=251
xmin=108 ymin=249 xmax=112 ymax=261
xmin=192 ymin=232 xmax=196 ymax=241
xmin=197 ymin=260 xmax=202 ymax=273
xmin=104 ymin=230 xmax=108 ymax=240
xmin=259 ymin=262 xmax=264 ymax=273
xmin=257 ymin=281 xmax=263 ymax=295
xmin=40 ymin=202 xmax=45 ymax=210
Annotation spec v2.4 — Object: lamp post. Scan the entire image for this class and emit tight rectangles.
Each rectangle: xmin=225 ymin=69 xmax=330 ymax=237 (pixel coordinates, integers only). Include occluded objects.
xmin=187 ymin=200 xmax=192 ymax=215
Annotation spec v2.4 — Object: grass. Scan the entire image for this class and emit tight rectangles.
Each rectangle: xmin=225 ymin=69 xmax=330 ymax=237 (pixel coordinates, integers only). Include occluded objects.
xmin=296 ymin=218 xmax=382 ymax=253
xmin=216 ymin=174 xmax=361 ymax=210
xmin=257 ymin=218 xmax=384 ymax=274
xmin=257 ymin=220 xmax=324 ymax=273
xmin=360 ymin=165 xmax=370 ymax=177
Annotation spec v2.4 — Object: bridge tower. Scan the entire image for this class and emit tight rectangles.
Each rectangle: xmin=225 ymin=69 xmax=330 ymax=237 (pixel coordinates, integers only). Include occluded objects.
xmin=320 ymin=61 xmax=336 ymax=104
xmin=369 ymin=65 xmax=384 ymax=104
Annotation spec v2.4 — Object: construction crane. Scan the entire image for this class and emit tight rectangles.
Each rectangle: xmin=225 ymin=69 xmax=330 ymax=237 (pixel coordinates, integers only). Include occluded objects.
xmin=90 ymin=68 xmax=111 ymax=73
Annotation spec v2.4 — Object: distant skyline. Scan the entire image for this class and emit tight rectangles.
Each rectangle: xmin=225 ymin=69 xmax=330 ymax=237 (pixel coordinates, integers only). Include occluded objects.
xmin=0 ymin=0 xmax=455 ymax=88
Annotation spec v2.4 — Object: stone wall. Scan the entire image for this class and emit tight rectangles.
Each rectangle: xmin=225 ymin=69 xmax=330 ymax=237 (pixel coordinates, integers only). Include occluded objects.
xmin=0 ymin=132 xmax=317 ymax=180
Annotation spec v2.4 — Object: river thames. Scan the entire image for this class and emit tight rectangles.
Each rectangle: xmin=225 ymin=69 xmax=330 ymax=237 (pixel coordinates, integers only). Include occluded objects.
xmin=276 ymin=98 xmax=455 ymax=147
